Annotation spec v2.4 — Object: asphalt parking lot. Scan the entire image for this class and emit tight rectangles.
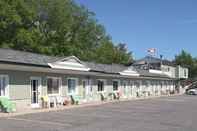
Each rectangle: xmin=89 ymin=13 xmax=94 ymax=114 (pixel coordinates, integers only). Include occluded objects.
xmin=0 ymin=95 xmax=197 ymax=131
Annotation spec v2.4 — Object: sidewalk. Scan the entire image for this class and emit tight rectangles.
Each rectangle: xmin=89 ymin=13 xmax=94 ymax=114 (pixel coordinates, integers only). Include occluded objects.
xmin=0 ymin=94 xmax=182 ymax=118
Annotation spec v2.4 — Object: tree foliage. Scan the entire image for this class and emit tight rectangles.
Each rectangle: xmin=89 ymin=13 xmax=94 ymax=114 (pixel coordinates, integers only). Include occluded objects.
xmin=175 ymin=50 xmax=197 ymax=78
xmin=0 ymin=0 xmax=133 ymax=64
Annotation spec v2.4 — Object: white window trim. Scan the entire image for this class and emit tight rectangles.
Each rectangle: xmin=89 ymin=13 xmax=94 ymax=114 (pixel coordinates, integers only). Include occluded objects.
xmin=47 ymin=77 xmax=62 ymax=96
xmin=0 ymin=75 xmax=9 ymax=98
xmin=67 ymin=77 xmax=78 ymax=96
xmin=97 ymin=79 xmax=106 ymax=93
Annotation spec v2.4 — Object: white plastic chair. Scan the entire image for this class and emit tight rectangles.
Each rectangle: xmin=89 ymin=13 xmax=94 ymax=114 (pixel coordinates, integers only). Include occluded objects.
xmin=56 ymin=96 xmax=63 ymax=106
xmin=48 ymin=96 xmax=57 ymax=108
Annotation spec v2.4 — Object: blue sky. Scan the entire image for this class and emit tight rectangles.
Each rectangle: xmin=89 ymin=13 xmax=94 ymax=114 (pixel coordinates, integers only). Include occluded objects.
xmin=75 ymin=0 xmax=197 ymax=60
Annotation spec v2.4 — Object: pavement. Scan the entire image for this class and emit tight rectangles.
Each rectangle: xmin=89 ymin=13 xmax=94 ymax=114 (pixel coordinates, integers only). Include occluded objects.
xmin=0 ymin=95 xmax=197 ymax=131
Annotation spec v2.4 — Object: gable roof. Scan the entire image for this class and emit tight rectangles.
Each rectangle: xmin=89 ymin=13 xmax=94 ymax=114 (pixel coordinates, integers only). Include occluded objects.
xmin=48 ymin=56 xmax=90 ymax=71
xmin=0 ymin=48 xmax=172 ymax=78
xmin=0 ymin=48 xmax=59 ymax=67
xmin=84 ymin=62 xmax=127 ymax=74
xmin=0 ymin=48 xmax=126 ymax=73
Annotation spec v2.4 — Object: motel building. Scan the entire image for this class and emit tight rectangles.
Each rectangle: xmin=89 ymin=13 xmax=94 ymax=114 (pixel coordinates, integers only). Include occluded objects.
xmin=0 ymin=48 xmax=188 ymax=112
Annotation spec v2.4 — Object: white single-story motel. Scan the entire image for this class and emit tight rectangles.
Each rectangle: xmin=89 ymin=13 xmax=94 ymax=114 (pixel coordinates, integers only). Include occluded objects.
xmin=0 ymin=48 xmax=189 ymax=111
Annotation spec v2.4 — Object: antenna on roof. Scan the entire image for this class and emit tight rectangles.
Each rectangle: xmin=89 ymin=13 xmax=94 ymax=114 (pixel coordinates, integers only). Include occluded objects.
xmin=160 ymin=55 xmax=163 ymax=59
xmin=160 ymin=54 xmax=163 ymax=66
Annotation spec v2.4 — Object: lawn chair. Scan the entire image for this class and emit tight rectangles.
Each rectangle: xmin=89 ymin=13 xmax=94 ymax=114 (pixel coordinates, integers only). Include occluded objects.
xmin=112 ymin=92 xmax=120 ymax=100
xmin=56 ymin=96 xmax=64 ymax=106
xmin=70 ymin=95 xmax=82 ymax=105
xmin=100 ymin=93 xmax=107 ymax=101
xmin=41 ymin=96 xmax=49 ymax=108
xmin=48 ymin=96 xmax=57 ymax=108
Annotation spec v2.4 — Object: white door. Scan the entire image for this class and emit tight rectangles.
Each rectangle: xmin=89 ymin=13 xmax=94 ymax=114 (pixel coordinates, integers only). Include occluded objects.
xmin=30 ymin=77 xmax=41 ymax=108
xmin=82 ymin=80 xmax=88 ymax=99
xmin=130 ymin=81 xmax=134 ymax=97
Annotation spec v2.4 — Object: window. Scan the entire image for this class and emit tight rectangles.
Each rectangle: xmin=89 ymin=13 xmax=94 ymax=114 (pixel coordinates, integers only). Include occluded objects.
xmin=89 ymin=79 xmax=93 ymax=93
xmin=134 ymin=81 xmax=140 ymax=89
xmin=130 ymin=81 xmax=133 ymax=95
xmin=98 ymin=80 xmax=104 ymax=92
xmin=0 ymin=75 xmax=8 ymax=97
xmin=113 ymin=81 xmax=119 ymax=91
xmin=68 ymin=78 xmax=77 ymax=94
xmin=184 ymin=69 xmax=187 ymax=77
xmin=47 ymin=77 xmax=60 ymax=95
xmin=123 ymin=82 xmax=127 ymax=95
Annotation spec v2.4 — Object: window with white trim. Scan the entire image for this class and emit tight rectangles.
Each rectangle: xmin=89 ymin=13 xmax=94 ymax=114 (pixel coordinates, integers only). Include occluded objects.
xmin=98 ymin=80 xmax=104 ymax=92
xmin=123 ymin=81 xmax=127 ymax=95
xmin=47 ymin=77 xmax=61 ymax=95
xmin=113 ymin=81 xmax=119 ymax=91
xmin=68 ymin=78 xmax=77 ymax=94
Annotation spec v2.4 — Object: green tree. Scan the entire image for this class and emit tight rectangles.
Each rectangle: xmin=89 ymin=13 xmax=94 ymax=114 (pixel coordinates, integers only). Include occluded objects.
xmin=113 ymin=43 xmax=133 ymax=65
xmin=0 ymin=0 xmax=133 ymax=65
xmin=175 ymin=50 xmax=197 ymax=78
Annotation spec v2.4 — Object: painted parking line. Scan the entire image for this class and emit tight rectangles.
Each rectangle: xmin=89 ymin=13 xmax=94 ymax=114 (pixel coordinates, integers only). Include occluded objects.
xmin=7 ymin=117 xmax=72 ymax=127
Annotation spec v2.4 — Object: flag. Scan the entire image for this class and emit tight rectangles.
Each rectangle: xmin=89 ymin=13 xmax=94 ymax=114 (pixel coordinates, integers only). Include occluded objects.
xmin=147 ymin=48 xmax=156 ymax=55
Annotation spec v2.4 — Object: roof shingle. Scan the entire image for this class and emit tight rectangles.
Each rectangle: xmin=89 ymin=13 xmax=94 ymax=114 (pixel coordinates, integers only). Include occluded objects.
xmin=0 ymin=48 xmax=171 ymax=78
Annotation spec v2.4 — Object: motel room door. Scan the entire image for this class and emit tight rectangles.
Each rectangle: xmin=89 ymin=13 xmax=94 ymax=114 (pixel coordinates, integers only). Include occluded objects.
xmin=82 ymin=79 xmax=90 ymax=100
xmin=30 ymin=77 xmax=41 ymax=108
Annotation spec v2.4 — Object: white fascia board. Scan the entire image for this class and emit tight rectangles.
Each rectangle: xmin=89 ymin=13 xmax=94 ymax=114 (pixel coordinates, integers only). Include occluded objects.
xmin=48 ymin=63 xmax=90 ymax=71
xmin=119 ymin=72 xmax=140 ymax=76
xmin=119 ymin=67 xmax=140 ymax=76
xmin=58 ymin=61 xmax=84 ymax=67
xmin=119 ymin=70 xmax=140 ymax=76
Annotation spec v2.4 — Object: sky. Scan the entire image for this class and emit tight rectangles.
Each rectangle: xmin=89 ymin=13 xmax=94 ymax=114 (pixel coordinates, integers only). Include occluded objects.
xmin=75 ymin=0 xmax=197 ymax=60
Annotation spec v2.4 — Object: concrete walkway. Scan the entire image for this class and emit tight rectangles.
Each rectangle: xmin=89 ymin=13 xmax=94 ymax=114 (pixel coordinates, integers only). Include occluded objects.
xmin=0 ymin=94 xmax=180 ymax=118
